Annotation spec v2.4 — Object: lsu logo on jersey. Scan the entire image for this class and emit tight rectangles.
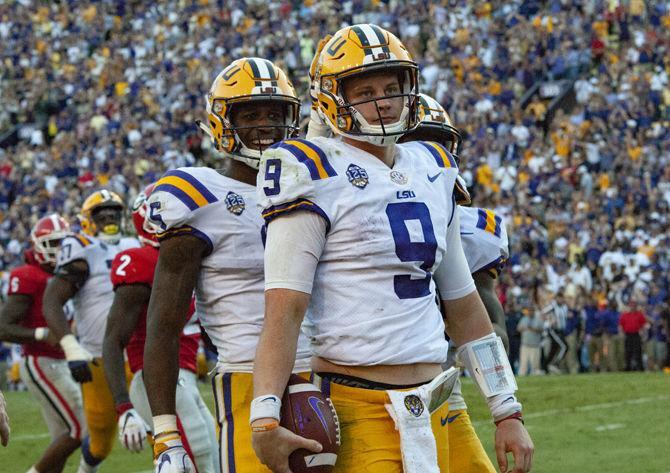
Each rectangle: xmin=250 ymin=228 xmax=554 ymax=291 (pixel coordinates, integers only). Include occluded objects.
xmin=346 ymin=164 xmax=369 ymax=189
xmin=225 ymin=191 xmax=245 ymax=215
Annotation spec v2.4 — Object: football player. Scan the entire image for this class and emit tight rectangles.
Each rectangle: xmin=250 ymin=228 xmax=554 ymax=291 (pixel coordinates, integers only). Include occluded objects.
xmin=43 ymin=191 xmax=139 ymax=473
xmin=102 ymin=183 xmax=217 ymax=472
xmin=399 ymin=94 xmax=510 ymax=473
xmin=251 ymin=24 xmax=533 ymax=473
xmin=143 ymin=57 xmax=311 ymax=473
xmin=0 ymin=215 xmax=84 ymax=473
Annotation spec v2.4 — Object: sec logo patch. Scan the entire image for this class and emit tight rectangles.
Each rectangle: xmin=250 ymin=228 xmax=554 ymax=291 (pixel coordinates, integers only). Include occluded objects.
xmin=390 ymin=170 xmax=408 ymax=185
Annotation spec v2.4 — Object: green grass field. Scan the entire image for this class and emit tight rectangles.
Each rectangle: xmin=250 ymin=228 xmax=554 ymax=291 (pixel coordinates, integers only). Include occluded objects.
xmin=3 ymin=372 xmax=669 ymax=472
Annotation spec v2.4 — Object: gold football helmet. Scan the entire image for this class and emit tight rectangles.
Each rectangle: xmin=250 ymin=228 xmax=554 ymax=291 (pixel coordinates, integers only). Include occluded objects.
xmin=400 ymin=93 xmax=462 ymax=162
xmin=79 ymin=189 xmax=125 ymax=242
xmin=313 ymin=24 xmax=419 ymax=146
xmin=201 ymin=57 xmax=300 ymax=168
xmin=399 ymin=94 xmax=469 ymax=204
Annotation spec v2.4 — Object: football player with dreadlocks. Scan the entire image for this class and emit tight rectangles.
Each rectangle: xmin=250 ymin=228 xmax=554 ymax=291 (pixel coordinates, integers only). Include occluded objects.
xmin=143 ymin=58 xmax=311 ymax=473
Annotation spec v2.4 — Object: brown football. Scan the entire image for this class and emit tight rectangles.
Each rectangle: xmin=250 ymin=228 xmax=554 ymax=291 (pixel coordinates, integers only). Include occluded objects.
xmin=280 ymin=374 xmax=341 ymax=473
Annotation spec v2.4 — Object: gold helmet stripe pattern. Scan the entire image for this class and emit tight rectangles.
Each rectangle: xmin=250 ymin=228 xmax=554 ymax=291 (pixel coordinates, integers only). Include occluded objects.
xmin=350 ymin=24 xmax=390 ymax=59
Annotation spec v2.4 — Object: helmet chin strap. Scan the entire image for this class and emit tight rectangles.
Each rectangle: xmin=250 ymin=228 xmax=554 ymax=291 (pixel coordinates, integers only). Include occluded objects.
xmin=229 ymin=144 xmax=262 ymax=170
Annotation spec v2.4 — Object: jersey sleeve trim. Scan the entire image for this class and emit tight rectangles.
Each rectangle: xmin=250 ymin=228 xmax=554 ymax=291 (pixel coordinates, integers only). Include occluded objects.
xmin=262 ymin=198 xmax=331 ymax=232
xmin=473 ymin=255 xmax=507 ymax=278
xmin=156 ymin=225 xmax=213 ymax=256
xmin=419 ymin=141 xmax=458 ymax=169
xmin=154 ymin=170 xmax=219 ymax=211
xmin=73 ymin=234 xmax=93 ymax=247
xmin=476 ymin=209 xmax=502 ymax=237
xmin=271 ymin=139 xmax=337 ymax=180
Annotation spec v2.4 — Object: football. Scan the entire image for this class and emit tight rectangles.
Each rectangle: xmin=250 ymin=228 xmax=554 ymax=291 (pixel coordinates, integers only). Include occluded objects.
xmin=281 ymin=374 xmax=341 ymax=473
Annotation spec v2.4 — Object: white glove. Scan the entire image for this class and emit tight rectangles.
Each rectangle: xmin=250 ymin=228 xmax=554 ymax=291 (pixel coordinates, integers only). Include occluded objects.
xmin=60 ymin=334 xmax=93 ymax=361
xmin=117 ymin=404 xmax=150 ymax=453
xmin=154 ymin=432 xmax=195 ymax=473
xmin=59 ymin=334 xmax=94 ymax=383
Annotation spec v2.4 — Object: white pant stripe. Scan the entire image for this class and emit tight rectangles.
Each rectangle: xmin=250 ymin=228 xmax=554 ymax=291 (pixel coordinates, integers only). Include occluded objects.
xmin=26 ymin=356 xmax=81 ymax=438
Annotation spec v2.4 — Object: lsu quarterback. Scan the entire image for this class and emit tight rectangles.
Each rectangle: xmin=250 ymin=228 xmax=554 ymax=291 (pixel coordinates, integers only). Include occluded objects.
xmin=43 ymin=190 xmax=139 ymax=473
xmin=399 ymin=93 xmax=512 ymax=473
xmin=251 ymin=24 xmax=534 ymax=473
xmin=0 ymin=215 xmax=86 ymax=473
xmin=102 ymin=183 xmax=218 ymax=472
xmin=143 ymin=57 xmax=311 ymax=473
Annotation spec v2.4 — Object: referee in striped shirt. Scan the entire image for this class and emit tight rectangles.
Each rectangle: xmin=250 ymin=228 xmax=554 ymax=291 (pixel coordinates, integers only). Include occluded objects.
xmin=542 ymin=292 xmax=569 ymax=374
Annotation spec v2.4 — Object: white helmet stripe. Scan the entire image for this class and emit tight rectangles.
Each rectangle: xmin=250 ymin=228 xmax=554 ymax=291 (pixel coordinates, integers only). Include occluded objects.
xmin=358 ymin=24 xmax=385 ymax=58
xmin=251 ymin=57 xmax=272 ymax=80
xmin=49 ymin=214 xmax=61 ymax=231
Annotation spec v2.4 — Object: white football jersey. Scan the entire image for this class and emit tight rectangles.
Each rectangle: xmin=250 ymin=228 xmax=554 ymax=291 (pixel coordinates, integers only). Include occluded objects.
xmin=148 ymin=167 xmax=311 ymax=370
xmin=258 ymin=137 xmax=461 ymax=366
xmin=446 ymin=206 xmax=509 ymax=411
xmin=56 ymin=234 xmax=139 ymax=357
xmin=459 ymin=206 xmax=509 ymax=276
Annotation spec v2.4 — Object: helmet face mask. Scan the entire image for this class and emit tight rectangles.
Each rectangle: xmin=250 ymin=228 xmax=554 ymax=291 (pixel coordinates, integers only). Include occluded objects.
xmin=79 ymin=189 xmax=125 ymax=243
xmin=225 ymin=99 xmax=298 ymax=158
xmin=314 ymin=24 xmax=420 ymax=147
xmin=335 ymin=67 xmax=418 ymax=144
xmin=205 ymin=58 xmax=300 ymax=169
xmin=91 ymin=206 xmax=123 ymax=240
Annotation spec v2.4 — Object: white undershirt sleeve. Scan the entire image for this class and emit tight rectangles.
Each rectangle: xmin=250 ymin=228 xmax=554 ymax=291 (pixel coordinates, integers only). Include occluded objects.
xmin=434 ymin=207 xmax=477 ymax=300
xmin=264 ymin=211 xmax=328 ymax=294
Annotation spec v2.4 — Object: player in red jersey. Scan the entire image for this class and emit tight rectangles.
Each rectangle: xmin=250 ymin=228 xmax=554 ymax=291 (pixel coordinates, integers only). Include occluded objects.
xmin=102 ymin=184 xmax=218 ymax=472
xmin=0 ymin=215 xmax=85 ymax=473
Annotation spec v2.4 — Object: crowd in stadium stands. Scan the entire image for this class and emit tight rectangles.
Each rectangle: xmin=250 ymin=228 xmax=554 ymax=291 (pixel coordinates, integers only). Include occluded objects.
xmin=0 ymin=0 xmax=669 ymax=380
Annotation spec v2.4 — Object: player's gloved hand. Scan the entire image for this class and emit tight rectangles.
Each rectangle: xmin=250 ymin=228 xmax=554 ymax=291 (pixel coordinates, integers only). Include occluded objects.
xmin=153 ymin=431 xmax=195 ymax=473
xmin=117 ymin=403 xmax=150 ymax=453
xmin=59 ymin=334 xmax=94 ymax=383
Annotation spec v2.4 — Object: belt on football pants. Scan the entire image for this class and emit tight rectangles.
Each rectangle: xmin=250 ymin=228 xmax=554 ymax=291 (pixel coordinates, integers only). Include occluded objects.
xmin=314 ymin=372 xmax=427 ymax=391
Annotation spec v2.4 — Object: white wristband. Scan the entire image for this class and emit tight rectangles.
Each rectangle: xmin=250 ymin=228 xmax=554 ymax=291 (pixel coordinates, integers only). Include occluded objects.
xmin=34 ymin=327 xmax=49 ymax=341
xmin=153 ymin=414 xmax=178 ymax=436
xmin=59 ymin=334 xmax=80 ymax=357
xmin=456 ymin=332 xmax=518 ymax=397
xmin=487 ymin=393 xmax=523 ymax=422
xmin=250 ymin=395 xmax=282 ymax=424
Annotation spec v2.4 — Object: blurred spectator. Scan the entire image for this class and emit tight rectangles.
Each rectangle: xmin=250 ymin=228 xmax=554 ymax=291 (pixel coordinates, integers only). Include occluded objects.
xmin=584 ymin=297 xmax=605 ymax=372
xmin=564 ymin=297 xmax=585 ymax=374
xmin=517 ymin=310 xmax=544 ymax=376
xmin=602 ymin=300 xmax=624 ymax=372
xmin=619 ymin=301 xmax=649 ymax=371
xmin=645 ymin=304 xmax=667 ymax=371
